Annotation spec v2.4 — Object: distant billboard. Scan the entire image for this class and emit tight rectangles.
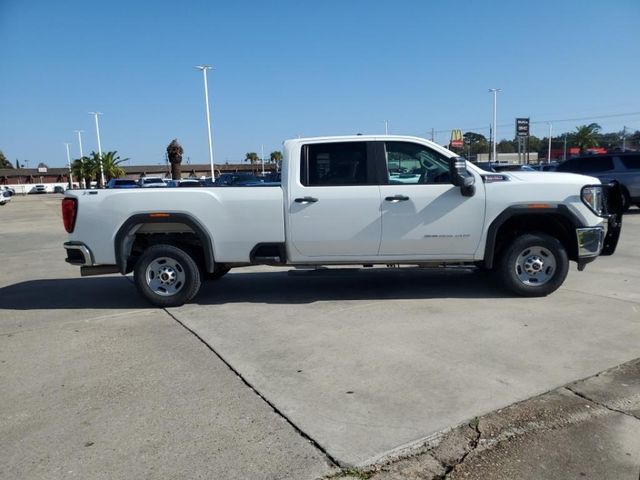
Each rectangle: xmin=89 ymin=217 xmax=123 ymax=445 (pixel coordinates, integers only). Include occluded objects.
xmin=516 ymin=118 xmax=530 ymax=137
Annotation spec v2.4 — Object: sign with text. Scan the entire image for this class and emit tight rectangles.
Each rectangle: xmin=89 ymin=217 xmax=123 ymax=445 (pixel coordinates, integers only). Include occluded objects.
xmin=516 ymin=118 xmax=530 ymax=137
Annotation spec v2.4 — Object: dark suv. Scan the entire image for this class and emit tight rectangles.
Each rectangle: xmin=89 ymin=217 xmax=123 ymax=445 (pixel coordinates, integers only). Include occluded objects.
xmin=555 ymin=153 xmax=640 ymax=210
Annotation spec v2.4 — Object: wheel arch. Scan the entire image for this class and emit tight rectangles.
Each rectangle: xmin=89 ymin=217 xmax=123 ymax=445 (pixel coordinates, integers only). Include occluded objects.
xmin=483 ymin=206 xmax=581 ymax=269
xmin=114 ymin=213 xmax=215 ymax=274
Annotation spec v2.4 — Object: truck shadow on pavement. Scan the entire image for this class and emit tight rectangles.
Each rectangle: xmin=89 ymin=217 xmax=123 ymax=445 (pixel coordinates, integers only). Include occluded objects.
xmin=195 ymin=268 xmax=511 ymax=305
xmin=0 ymin=268 xmax=512 ymax=310
xmin=0 ymin=276 xmax=148 ymax=310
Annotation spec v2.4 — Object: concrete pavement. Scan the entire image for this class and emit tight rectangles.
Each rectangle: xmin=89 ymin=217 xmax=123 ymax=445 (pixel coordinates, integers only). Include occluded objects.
xmin=1 ymin=194 xmax=639 ymax=478
xmin=1 ymin=195 xmax=333 ymax=480
xmin=336 ymin=359 xmax=640 ymax=480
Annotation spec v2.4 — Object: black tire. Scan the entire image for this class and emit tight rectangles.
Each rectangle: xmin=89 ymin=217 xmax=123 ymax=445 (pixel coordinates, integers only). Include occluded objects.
xmin=620 ymin=189 xmax=631 ymax=212
xmin=498 ymin=232 xmax=569 ymax=297
xmin=204 ymin=264 xmax=231 ymax=281
xmin=134 ymin=244 xmax=201 ymax=307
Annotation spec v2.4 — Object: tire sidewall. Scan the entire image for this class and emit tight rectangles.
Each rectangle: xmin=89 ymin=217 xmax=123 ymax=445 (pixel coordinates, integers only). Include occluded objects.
xmin=134 ymin=244 xmax=201 ymax=307
xmin=499 ymin=233 xmax=569 ymax=297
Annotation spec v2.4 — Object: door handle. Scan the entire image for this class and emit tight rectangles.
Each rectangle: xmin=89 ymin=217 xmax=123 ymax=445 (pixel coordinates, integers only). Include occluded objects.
xmin=294 ymin=196 xmax=318 ymax=204
xmin=384 ymin=195 xmax=410 ymax=202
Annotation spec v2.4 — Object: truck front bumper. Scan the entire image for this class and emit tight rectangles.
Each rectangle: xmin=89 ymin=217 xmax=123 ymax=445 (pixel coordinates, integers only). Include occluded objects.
xmin=575 ymin=225 xmax=607 ymax=271
xmin=576 ymin=226 xmax=605 ymax=259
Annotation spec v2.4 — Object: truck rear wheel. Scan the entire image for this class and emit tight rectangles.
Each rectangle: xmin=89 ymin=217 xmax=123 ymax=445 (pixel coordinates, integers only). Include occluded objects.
xmin=134 ymin=244 xmax=201 ymax=307
xmin=498 ymin=232 xmax=568 ymax=297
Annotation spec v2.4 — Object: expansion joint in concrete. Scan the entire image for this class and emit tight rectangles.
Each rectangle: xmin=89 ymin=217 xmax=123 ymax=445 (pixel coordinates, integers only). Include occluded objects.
xmin=163 ymin=309 xmax=341 ymax=469
xmin=564 ymin=386 xmax=640 ymax=422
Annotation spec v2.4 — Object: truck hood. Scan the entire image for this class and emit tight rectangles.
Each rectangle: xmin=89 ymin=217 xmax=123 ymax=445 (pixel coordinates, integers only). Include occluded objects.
xmin=503 ymin=171 xmax=600 ymax=186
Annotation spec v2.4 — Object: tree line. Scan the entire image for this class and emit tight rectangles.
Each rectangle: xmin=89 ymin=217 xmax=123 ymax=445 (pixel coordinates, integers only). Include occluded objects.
xmin=458 ymin=124 xmax=640 ymax=157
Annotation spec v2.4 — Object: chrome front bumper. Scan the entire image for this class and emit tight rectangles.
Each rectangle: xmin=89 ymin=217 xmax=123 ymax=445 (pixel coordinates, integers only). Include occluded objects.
xmin=576 ymin=226 xmax=605 ymax=258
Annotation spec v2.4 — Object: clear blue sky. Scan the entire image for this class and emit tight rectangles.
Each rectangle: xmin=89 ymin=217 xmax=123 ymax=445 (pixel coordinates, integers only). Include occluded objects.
xmin=1 ymin=0 xmax=639 ymax=167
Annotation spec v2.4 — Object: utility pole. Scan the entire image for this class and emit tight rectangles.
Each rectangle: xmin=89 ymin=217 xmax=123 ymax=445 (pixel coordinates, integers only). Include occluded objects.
xmin=563 ymin=133 xmax=568 ymax=161
xmin=195 ymin=65 xmax=216 ymax=180
xmin=261 ymin=144 xmax=265 ymax=176
xmin=64 ymin=143 xmax=73 ymax=188
xmin=622 ymin=126 xmax=627 ymax=151
xmin=547 ymin=122 xmax=553 ymax=164
xmin=75 ymin=130 xmax=86 ymax=188
xmin=488 ymin=88 xmax=501 ymax=162
xmin=89 ymin=112 xmax=106 ymax=187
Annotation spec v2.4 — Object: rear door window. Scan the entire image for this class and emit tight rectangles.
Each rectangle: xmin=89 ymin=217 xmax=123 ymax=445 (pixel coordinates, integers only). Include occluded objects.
xmin=301 ymin=142 xmax=374 ymax=186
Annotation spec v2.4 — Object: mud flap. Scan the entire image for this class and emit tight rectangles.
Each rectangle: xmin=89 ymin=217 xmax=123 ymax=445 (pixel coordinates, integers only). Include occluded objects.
xmin=601 ymin=181 xmax=623 ymax=256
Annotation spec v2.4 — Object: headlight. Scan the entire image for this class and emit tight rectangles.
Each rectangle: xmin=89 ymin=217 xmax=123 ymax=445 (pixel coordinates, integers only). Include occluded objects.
xmin=581 ymin=185 xmax=604 ymax=216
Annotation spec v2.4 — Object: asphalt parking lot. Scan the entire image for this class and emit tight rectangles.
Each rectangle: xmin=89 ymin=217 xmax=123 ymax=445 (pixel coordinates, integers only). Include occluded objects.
xmin=1 ymin=195 xmax=639 ymax=479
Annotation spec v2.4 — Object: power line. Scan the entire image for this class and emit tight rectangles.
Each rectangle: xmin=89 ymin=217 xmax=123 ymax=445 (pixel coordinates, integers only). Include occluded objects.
xmin=426 ymin=111 xmax=640 ymax=135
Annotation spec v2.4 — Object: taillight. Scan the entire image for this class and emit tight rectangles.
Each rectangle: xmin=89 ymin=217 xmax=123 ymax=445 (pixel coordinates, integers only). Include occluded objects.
xmin=62 ymin=198 xmax=78 ymax=233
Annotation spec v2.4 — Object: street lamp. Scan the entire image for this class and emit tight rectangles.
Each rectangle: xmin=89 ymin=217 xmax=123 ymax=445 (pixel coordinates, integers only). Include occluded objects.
xmin=64 ymin=143 xmax=73 ymax=188
xmin=488 ymin=88 xmax=501 ymax=162
xmin=195 ymin=65 xmax=216 ymax=180
xmin=89 ymin=112 xmax=106 ymax=187
xmin=74 ymin=130 xmax=86 ymax=188
xmin=547 ymin=122 xmax=553 ymax=164
xmin=383 ymin=120 xmax=389 ymax=135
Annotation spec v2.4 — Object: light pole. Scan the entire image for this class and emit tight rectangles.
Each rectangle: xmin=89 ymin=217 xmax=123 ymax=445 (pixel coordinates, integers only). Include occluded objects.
xmin=74 ymin=130 xmax=86 ymax=188
xmin=89 ymin=112 xmax=106 ymax=187
xmin=261 ymin=144 xmax=265 ymax=176
xmin=195 ymin=65 xmax=216 ymax=180
xmin=384 ymin=120 xmax=389 ymax=135
xmin=488 ymin=88 xmax=501 ymax=161
xmin=64 ymin=143 xmax=73 ymax=188
xmin=547 ymin=122 xmax=553 ymax=164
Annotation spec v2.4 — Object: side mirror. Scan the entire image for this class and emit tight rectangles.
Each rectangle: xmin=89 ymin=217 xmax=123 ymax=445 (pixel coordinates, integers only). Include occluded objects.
xmin=448 ymin=157 xmax=476 ymax=197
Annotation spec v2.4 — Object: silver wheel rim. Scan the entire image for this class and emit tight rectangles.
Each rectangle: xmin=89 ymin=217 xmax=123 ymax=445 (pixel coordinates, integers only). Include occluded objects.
xmin=145 ymin=257 xmax=186 ymax=296
xmin=514 ymin=246 xmax=557 ymax=286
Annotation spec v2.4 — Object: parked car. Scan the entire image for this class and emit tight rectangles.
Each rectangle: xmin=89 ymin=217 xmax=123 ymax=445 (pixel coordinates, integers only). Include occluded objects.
xmin=106 ymin=179 xmax=140 ymax=189
xmin=0 ymin=190 xmax=11 ymax=205
xmin=555 ymin=153 xmax=640 ymax=210
xmin=178 ymin=179 xmax=203 ymax=187
xmin=138 ymin=177 xmax=167 ymax=188
xmin=30 ymin=184 xmax=47 ymax=194
xmin=536 ymin=162 xmax=558 ymax=171
xmin=53 ymin=186 xmax=65 ymax=194
xmin=1 ymin=186 xmax=15 ymax=196
xmin=475 ymin=162 xmax=536 ymax=173
xmin=212 ymin=173 xmax=264 ymax=186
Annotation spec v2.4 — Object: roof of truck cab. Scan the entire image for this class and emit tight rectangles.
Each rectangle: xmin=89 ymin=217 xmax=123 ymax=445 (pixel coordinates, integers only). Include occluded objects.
xmin=283 ymin=135 xmax=455 ymax=157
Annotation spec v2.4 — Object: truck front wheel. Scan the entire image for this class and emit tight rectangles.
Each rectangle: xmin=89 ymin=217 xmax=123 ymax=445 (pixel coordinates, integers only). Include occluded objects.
xmin=134 ymin=244 xmax=202 ymax=307
xmin=498 ymin=233 xmax=569 ymax=297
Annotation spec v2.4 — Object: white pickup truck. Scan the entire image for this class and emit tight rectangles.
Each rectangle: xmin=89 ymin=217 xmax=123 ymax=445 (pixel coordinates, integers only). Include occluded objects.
xmin=62 ymin=135 xmax=623 ymax=307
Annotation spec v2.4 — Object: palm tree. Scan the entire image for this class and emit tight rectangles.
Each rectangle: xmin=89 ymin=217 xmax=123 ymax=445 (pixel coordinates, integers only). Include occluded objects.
xmin=573 ymin=123 xmax=601 ymax=154
xmin=101 ymin=151 xmax=128 ymax=180
xmin=71 ymin=157 xmax=92 ymax=188
xmin=85 ymin=151 xmax=128 ymax=187
xmin=269 ymin=151 xmax=282 ymax=164
xmin=166 ymin=139 xmax=183 ymax=180
xmin=245 ymin=152 xmax=259 ymax=165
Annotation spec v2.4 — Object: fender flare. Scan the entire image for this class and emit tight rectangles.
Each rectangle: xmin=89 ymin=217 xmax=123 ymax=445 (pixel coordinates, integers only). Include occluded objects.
xmin=114 ymin=213 xmax=215 ymax=274
xmin=483 ymin=205 xmax=581 ymax=269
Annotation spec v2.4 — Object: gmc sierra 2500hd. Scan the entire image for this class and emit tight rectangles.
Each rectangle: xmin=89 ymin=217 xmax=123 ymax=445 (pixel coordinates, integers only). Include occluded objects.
xmin=62 ymin=136 xmax=623 ymax=307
